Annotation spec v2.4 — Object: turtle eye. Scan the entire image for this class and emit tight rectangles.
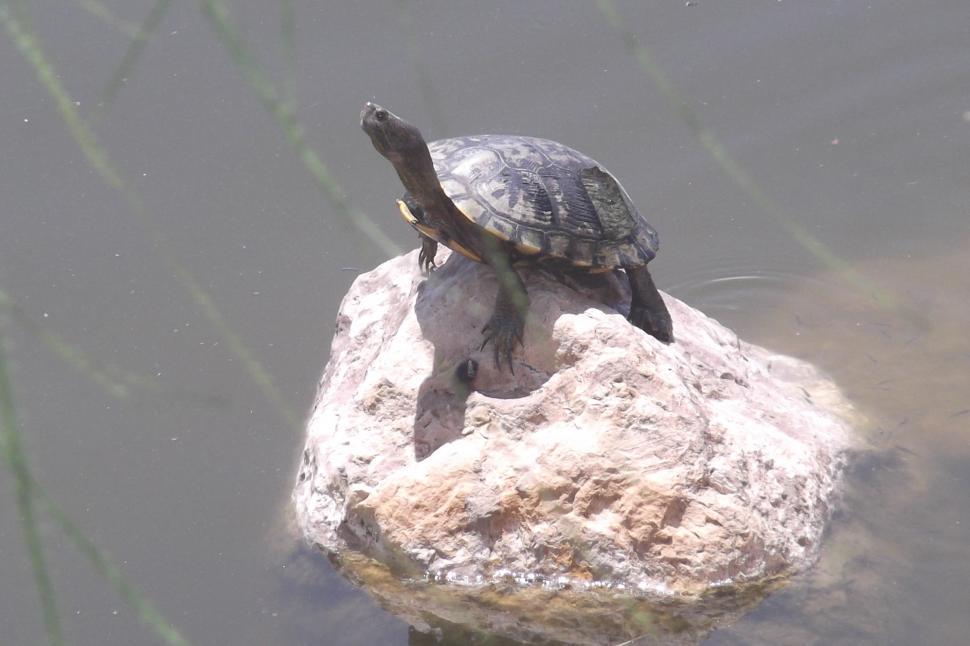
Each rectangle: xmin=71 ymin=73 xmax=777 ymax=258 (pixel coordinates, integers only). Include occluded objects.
xmin=375 ymin=109 xmax=388 ymax=122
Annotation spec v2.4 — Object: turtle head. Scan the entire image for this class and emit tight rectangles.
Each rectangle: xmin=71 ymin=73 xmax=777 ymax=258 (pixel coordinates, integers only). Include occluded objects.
xmin=360 ymin=102 xmax=427 ymax=162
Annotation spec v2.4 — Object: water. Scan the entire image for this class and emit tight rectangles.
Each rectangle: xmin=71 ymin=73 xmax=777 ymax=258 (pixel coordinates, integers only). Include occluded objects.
xmin=1 ymin=1 xmax=968 ymax=644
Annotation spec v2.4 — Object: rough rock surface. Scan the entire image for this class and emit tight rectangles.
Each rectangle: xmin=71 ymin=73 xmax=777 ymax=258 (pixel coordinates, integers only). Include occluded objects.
xmin=293 ymin=249 xmax=856 ymax=596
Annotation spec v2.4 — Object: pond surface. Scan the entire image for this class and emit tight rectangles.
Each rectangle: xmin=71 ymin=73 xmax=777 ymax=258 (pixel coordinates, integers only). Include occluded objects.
xmin=1 ymin=1 xmax=968 ymax=644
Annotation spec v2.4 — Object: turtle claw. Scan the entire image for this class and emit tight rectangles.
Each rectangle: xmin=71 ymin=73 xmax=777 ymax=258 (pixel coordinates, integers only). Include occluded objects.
xmin=483 ymin=338 xmax=515 ymax=374
xmin=420 ymin=257 xmax=436 ymax=274
xmin=418 ymin=237 xmax=438 ymax=274
xmin=480 ymin=315 xmax=524 ymax=373
xmin=478 ymin=316 xmax=524 ymax=375
xmin=418 ymin=249 xmax=436 ymax=274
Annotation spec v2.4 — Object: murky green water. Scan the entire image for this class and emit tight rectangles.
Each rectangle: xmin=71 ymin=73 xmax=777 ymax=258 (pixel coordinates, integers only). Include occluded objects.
xmin=2 ymin=2 xmax=968 ymax=644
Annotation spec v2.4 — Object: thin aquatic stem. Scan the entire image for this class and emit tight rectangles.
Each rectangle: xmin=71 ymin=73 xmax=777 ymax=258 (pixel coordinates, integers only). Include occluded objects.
xmin=0 ymin=3 xmax=123 ymax=188
xmin=198 ymin=0 xmax=402 ymax=257
xmin=92 ymin=0 xmax=174 ymax=122
xmin=0 ymin=325 xmax=65 ymax=646
xmin=0 ymin=287 xmax=149 ymax=399
xmin=397 ymin=0 xmax=449 ymax=135
xmin=75 ymin=0 xmax=140 ymax=37
xmin=595 ymin=0 xmax=899 ymax=310
xmin=33 ymin=479 xmax=193 ymax=646
xmin=1 ymin=1 xmax=303 ymax=433
xmin=279 ymin=0 xmax=297 ymax=104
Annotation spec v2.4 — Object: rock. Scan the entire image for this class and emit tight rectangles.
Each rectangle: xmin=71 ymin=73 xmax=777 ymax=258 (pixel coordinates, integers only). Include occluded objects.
xmin=293 ymin=249 xmax=857 ymax=597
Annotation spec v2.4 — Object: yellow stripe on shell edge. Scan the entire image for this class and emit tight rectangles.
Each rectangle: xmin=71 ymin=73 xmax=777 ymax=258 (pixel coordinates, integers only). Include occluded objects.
xmin=396 ymin=198 xmax=420 ymax=226
xmin=395 ymin=199 xmax=483 ymax=263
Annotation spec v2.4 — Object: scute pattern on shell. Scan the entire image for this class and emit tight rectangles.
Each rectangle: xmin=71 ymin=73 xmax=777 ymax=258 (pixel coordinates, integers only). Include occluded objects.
xmin=427 ymin=135 xmax=659 ymax=269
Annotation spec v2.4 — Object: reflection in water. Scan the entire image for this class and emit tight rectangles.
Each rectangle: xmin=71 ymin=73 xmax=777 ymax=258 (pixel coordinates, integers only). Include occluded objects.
xmin=284 ymin=546 xmax=782 ymax=645
xmin=706 ymin=241 xmax=970 ymax=644
xmin=750 ymin=246 xmax=965 ymax=457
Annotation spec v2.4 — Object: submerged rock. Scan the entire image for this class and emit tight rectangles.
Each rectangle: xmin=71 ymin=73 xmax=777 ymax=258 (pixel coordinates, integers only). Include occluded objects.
xmin=293 ymin=249 xmax=856 ymax=597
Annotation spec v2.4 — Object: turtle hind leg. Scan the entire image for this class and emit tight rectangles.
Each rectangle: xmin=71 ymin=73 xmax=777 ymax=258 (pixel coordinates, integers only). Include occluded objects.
xmin=480 ymin=265 xmax=528 ymax=373
xmin=627 ymin=265 xmax=673 ymax=343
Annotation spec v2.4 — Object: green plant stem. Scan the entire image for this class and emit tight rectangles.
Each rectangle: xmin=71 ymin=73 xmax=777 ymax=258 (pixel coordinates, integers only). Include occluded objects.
xmin=93 ymin=0 xmax=174 ymax=121
xmin=75 ymin=0 xmax=141 ymax=37
xmin=0 ymin=287 xmax=148 ymax=399
xmin=198 ymin=0 xmax=401 ymax=257
xmin=596 ymin=0 xmax=898 ymax=309
xmin=1 ymin=4 xmax=122 ymax=188
xmin=33 ymin=480 xmax=192 ymax=646
xmin=280 ymin=0 xmax=296 ymax=103
xmin=1 ymin=1 xmax=302 ymax=433
xmin=0 ymin=325 xmax=64 ymax=646
xmin=0 ymin=330 xmax=191 ymax=645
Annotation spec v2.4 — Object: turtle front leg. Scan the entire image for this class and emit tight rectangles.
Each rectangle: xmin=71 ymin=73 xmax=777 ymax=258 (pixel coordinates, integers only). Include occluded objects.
xmin=480 ymin=265 xmax=528 ymax=372
xmin=403 ymin=192 xmax=437 ymax=273
xmin=627 ymin=265 xmax=673 ymax=343
xmin=418 ymin=235 xmax=438 ymax=273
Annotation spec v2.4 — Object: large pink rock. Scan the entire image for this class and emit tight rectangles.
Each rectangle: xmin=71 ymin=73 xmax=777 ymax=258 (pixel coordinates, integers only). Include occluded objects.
xmin=293 ymin=249 xmax=856 ymax=596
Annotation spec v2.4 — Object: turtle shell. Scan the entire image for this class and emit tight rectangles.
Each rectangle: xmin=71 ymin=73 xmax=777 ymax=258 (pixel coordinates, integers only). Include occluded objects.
xmin=399 ymin=135 xmax=659 ymax=271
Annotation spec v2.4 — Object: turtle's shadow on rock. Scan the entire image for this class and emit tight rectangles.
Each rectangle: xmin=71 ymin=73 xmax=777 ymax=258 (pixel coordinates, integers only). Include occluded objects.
xmin=410 ymin=253 xmax=514 ymax=462
xmin=410 ymin=252 xmax=631 ymax=462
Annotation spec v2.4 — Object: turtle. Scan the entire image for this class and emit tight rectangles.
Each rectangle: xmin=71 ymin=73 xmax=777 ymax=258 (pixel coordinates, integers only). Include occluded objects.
xmin=360 ymin=102 xmax=673 ymax=370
